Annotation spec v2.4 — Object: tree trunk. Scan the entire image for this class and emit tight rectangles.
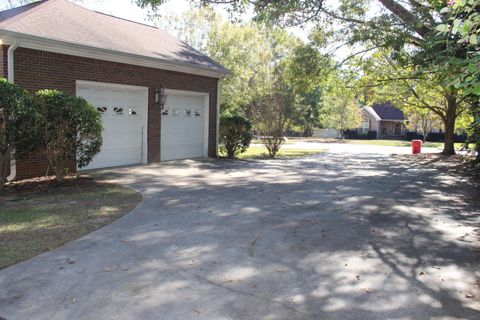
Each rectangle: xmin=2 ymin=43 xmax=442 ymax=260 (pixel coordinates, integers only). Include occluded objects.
xmin=0 ymin=159 xmax=5 ymax=192
xmin=442 ymin=94 xmax=457 ymax=155
xmin=227 ymin=147 xmax=235 ymax=159
xmin=54 ymin=161 xmax=65 ymax=183
xmin=0 ymin=149 xmax=11 ymax=192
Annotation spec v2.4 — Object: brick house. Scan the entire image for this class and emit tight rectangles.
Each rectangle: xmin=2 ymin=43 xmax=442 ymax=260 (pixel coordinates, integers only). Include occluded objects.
xmin=359 ymin=102 xmax=406 ymax=139
xmin=0 ymin=0 xmax=229 ymax=180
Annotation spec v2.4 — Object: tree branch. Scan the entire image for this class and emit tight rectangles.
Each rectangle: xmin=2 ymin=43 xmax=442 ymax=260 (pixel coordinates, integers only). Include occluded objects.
xmin=377 ymin=0 xmax=434 ymax=38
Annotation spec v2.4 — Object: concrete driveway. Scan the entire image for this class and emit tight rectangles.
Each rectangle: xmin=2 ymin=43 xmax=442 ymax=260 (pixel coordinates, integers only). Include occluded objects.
xmin=1 ymin=151 xmax=479 ymax=319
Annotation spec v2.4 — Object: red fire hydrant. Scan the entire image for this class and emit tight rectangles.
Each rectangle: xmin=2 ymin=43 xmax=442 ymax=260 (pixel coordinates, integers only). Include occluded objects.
xmin=412 ymin=140 xmax=422 ymax=154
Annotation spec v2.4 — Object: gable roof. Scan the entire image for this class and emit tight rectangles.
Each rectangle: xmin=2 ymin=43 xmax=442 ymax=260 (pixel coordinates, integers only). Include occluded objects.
xmin=371 ymin=102 xmax=405 ymax=121
xmin=0 ymin=0 xmax=229 ymax=76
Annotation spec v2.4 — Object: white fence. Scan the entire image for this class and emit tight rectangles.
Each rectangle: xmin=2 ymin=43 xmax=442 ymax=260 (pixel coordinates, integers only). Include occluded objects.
xmin=312 ymin=128 xmax=340 ymax=139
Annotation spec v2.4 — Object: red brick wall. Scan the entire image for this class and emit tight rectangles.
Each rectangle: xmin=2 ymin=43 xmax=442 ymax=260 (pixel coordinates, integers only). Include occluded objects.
xmin=9 ymin=47 xmax=219 ymax=180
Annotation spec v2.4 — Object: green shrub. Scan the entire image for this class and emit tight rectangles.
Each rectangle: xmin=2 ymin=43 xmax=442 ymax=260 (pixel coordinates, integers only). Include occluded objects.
xmin=0 ymin=78 xmax=40 ymax=191
xmin=220 ymin=114 xmax=252 ymax=159
xmin=37 ymin=90 xmax=102 ymax=182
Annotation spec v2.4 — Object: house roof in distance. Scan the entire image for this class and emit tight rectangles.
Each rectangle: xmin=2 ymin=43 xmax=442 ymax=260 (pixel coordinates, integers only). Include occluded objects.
xmin=0 ymin=0 xmax=229 ymax=75
xmin=371 ymin=102 xmax=406 ymax=121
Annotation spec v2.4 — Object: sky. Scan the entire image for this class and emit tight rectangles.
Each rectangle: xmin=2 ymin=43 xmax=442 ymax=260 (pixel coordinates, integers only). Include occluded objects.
xmin=77 ymin=0 xmax=191 ymax=24
xmin=2 ymin=0 xmax=312 ymax=40
xmin=0 ymin=0 xmax=193 ymax=22
xmin=1 ymin=0 xmax=354 ymax=58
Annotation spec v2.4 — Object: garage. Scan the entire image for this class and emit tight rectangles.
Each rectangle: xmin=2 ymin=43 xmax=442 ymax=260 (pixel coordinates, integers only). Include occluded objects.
xmin=161 ymin=91 xmax=209 ymax=161
xmin=76 ymin=81 xmax=148 ymax=170
xmin=1 ymin=0 xmax=229 ymax=180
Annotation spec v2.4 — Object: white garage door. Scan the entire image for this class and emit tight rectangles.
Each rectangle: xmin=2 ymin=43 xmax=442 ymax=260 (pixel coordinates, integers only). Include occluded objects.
xmin=77 ymin=82 xmax=147 ymax=170
xmin=161 ymin=93 xmax=208 ymax=161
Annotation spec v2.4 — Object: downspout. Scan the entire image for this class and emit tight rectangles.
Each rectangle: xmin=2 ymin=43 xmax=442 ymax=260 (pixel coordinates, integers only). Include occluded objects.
xmin=6 ymin=42 xmax=18 ymax=182
xmin=215 ymin=79 xmax=221 ymax=157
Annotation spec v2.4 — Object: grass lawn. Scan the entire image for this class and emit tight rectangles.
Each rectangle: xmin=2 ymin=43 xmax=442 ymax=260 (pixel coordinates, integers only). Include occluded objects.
xmin=0 ymin=177 xmax=142 ymax=269
xmin=286 ymin=137 xmax=463 ymax=149
xmin=342 ymin=139 xmax=464 ymax=149
xmin=238 ymin=145 xmax=324 ymax=159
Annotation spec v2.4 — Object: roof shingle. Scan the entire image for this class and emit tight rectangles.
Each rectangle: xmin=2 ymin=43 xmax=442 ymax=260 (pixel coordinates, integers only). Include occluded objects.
xmin=0 ymin=0 xmax=228 ymax=74
xmin=372 ymin=102 xmax=405 ymax=120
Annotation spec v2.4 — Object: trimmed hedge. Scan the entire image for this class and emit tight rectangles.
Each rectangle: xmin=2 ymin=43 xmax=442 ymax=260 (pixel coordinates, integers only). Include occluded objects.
xmin=404 ymin=131 xmax=468 ymax=143
xmin=405 ymin=131 xmax=424 ymax=141
xmin=219 ymin=114 xmax=252 ymax=159
xmin=344 ymin=130 xmax=377 ymax=140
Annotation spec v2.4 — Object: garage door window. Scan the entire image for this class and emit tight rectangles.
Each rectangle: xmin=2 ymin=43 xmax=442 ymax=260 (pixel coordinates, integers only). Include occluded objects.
xmin=194 ymin=110 xmax=201 ymax=117
xmin=97 ymin=106 xmax=107 ymax=114
xmin=128 ymin=108 xmax=137 ymax=116
xmin=113 ymin=107 xmax=124 ymax=115
xmin=185 ymin=109 xmax=191 ymax=117
xmin=173 ymin=109 xmax=181 ymax=117
xmin=162 ymin=108 xmax=169 ymax=116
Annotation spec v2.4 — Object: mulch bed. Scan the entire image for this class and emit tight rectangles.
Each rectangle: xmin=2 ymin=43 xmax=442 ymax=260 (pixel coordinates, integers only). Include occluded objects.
xmin=2 ymin=175 xmax=96 ymax=197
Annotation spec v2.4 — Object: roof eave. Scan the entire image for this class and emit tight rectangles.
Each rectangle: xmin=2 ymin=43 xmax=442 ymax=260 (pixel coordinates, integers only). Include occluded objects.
xmin=0 ymin=30 xmax=230 ymax=79
xmin=362 ymin=106 xmax=382 ymax=121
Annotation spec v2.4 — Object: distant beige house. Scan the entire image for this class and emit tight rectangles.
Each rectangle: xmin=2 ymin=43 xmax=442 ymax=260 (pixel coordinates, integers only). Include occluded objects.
xmin=360 ymin=103 xmax=406 ymax=139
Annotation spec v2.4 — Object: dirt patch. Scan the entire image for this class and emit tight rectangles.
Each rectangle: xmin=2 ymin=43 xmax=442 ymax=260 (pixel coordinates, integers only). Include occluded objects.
xmin=393 ymin=153 xmax=480 ymax=187
xmin=0 ymin=176 xmax=142 ymax=269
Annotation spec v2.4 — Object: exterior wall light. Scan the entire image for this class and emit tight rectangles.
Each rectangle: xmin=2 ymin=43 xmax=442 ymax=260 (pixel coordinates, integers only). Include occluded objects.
xmin=155 ymin=85 xmax=167 ymax=109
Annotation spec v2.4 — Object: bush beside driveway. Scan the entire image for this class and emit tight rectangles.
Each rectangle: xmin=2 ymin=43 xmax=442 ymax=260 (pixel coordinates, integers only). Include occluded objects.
xmin=0 ymin=153 xmax=478 ymax=319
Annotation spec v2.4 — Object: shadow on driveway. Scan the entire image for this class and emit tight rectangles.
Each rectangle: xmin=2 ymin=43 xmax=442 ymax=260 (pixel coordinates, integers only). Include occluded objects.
xmin=0 ymin=153 xmax=479 ymax=319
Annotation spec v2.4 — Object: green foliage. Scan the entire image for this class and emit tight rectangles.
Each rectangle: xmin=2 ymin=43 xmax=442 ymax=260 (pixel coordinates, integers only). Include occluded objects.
xmin=151 ymin=6 xmax=221 ymax=52
xmin=219 ymin=114 xmax=252 ymax=159
xmin=432 ymin=0 xmax=480 ymax=96
xmin=434 ymin=0 xmax=480 ymax=157
xmin=284 ymin=42 xmax=327 ymax=135
xmin=37 ymin=90 xmax=102 ymax=182
xmin=0 ymin=78 xmax=39 ymax=190
xmin=354 ymin=48 xmax=472 ymax=154
xmin=208 ymin=22 xmax=274 ymax=116
xmin=154 ymin=6 xmax=325 ymax=136
xmin=470 ymin=104 xmax=480 ymax=160
xmin=320 ymin=75 xmax=361 ymax=138
xmin=255 ymin=78 xmax=296 ymax=158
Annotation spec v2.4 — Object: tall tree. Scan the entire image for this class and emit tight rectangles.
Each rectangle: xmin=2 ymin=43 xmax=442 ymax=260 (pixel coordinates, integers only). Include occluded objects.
xmin=320 ymin=74 xmax=361 ymax=139
xmin=284 ymin=33 xmax=329 ymax=135
xmin=356 ymin=50 xmax=469 ymax=144
xmin=255 ymin=77 xmax=296 ymax=158
xmin=207 ymin=21 xmax=274 ymax=116
xmin=435 ymin=0 xmax=479 ymax=158
xmin=150 ymin=6 xmax=221 ymax=52
xmin=135 ymin=0 xmax=470 ymax=154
